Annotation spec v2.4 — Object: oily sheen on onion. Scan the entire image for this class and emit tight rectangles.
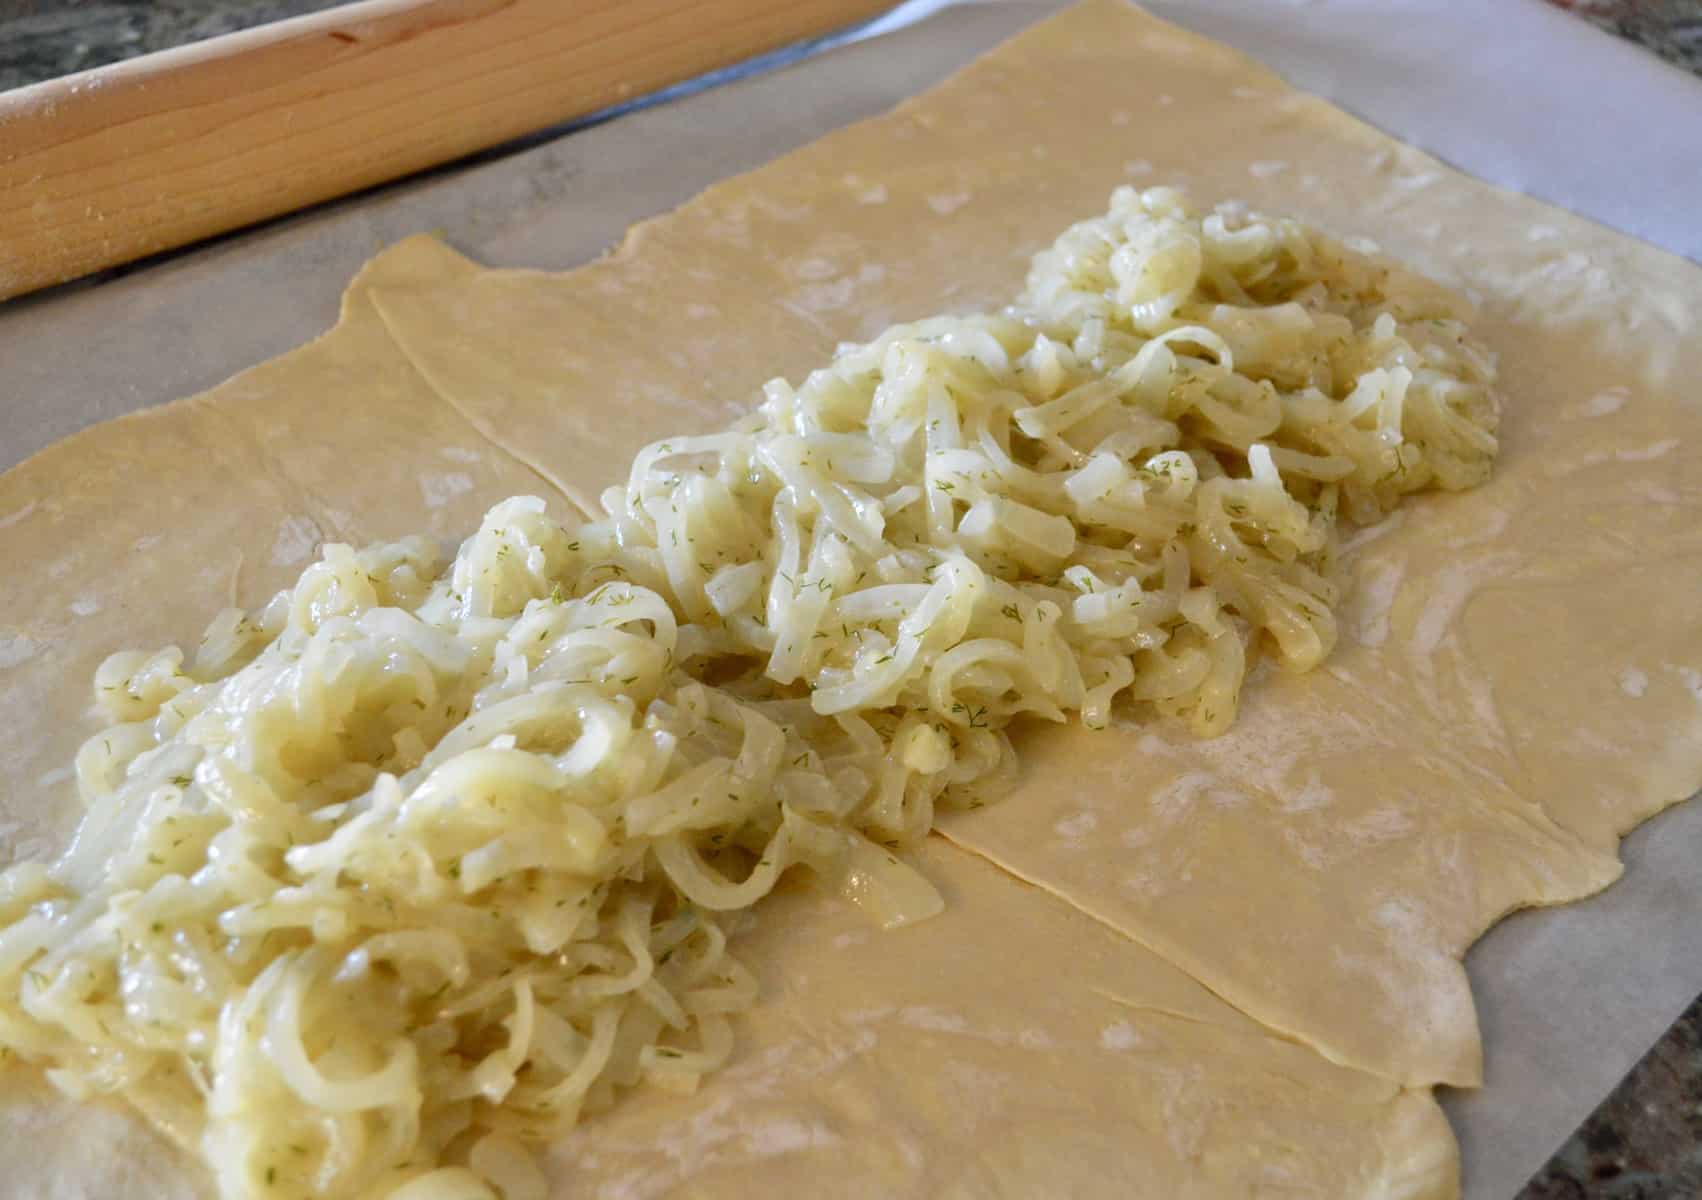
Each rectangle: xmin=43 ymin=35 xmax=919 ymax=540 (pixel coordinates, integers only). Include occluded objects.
xmin=0 ymin=188 xmax=1500 ymax=1199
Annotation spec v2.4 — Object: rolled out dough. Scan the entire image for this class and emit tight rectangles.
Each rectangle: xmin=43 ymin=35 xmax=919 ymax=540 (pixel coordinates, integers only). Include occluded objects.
xmin=3 ymin=1 xmax=1700 ymax=1195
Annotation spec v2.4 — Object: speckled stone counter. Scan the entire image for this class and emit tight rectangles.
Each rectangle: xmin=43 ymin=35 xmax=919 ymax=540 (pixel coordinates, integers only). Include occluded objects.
xmin=1551 ymin=0 xmax=1702 ymax=75
xmin=2 ymin=1 xmax=1699 ymax=1196
xmin=0 ymin=0 xmax=348 ymax=90
xmin=1522 ymin=994 xmax=1702 ymax=1197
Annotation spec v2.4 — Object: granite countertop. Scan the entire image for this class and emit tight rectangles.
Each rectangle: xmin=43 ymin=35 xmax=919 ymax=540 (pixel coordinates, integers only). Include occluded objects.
xmin=2 ymin=1 xmax=1699 ymax=1196
xmin=0 ymin=0 xmax=349 ymax=90
xmin=1550 ymin=0 xmax=1702 ymax=73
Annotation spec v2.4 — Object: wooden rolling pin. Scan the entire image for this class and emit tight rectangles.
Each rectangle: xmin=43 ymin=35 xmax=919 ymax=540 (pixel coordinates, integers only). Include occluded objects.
xmin=0 ymin=0 xmax=896 ymax=302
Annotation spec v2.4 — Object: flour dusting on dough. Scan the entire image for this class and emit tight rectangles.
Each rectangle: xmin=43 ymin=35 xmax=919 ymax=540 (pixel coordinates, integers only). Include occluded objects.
xmin=1341 ymin=806 xmax=1418 ymax=847
xmin=419 ymin=472 xmax=474 ymax=509
xmin=269 ymin=515 xmax=321 ymax=566
xmin=743 ymin=1118 xmax=838 ymax=1157
xmin=1629 ymin=479 xmax=1680 ymax=504
xmin=1351 ymin=558 xmax=1405 ymax=648
xmin=1618 ymin=668 xmax=1649 ymax=699
xmin=899 ymin=1006 xmax=968 ymax=1035
xmin=790 ymin=257 xmax=838 ymax=282
xmin=1279 ymin=770 xmax=1336 ymax=814
xmin=1055 ymin=811 xmax=1099 ymax=839
xmin=1282 ymin=826 xmax=1329 ymax=870
xmin=1412 ymin=557 xmax=1514 ymax=658
xmin=1459 ymin=664 xmax=1512 ymax=752
xmin=1099 ymin=1021 xmax=1140 ymax=1051
xmin=1617 ymin=438 xmax=1678 ymax=462
xmin=1565 ymin=386 xmax=1629 ymax=418
xmin=1334 ymin=896 xmax=1476 ymax=1049
xmin=794 ymin=279 xmax=856 ymax=313
xmin=0 ymin=501 xmax=37 ymax=531
xmin=0 ymin=635 xmax=38 ymax=671
xmin=1144 ymin=771 xmax=1222 ymax=823
xmin=1338 ymin=509 xmax=1406 ymax=554
xmin=1457 ymin=506 xmax=1513 ymax=549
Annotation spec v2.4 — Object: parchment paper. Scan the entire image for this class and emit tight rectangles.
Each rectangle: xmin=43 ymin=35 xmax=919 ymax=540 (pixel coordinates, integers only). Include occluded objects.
xmin=3 ymin=3 xmax=1701 ymax=1197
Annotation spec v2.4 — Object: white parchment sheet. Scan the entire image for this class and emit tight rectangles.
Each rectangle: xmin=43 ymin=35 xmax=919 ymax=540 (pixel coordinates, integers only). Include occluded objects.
xmin=3 ymin=3 xmax=1699 ymax=1196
